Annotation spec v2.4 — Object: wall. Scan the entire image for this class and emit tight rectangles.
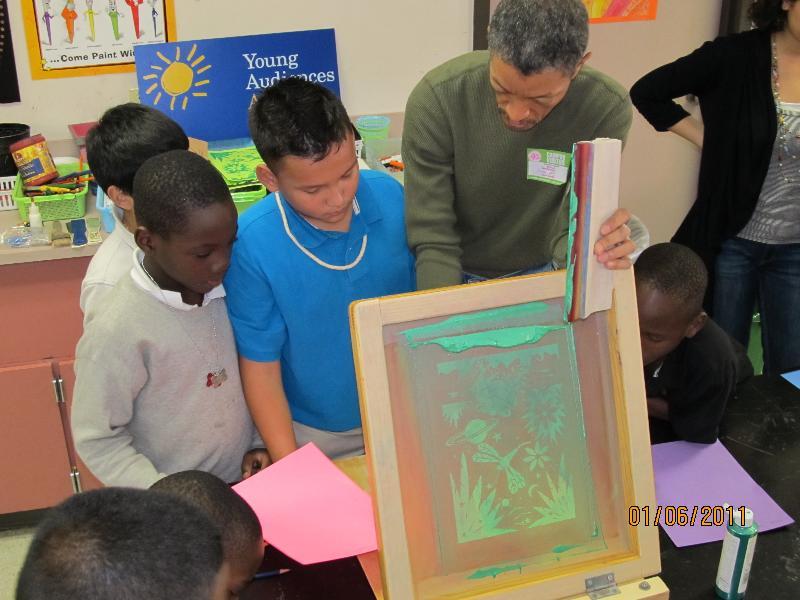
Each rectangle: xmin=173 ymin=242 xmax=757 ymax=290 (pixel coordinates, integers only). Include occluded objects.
xmin=486 ymin=0 xmax=722 ymax=243
xmin=5 ymin=0 xmax=722 ymax=243
xmin=2 ymin=0 xmax=472 ymax=140
xmin=587 ymin=0 xmax=724 ymax=242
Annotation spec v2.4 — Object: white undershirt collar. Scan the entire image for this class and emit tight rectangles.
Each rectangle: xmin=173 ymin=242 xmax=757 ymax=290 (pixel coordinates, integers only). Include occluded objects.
xmin=130 ymin=249 xmax=225 ymax=311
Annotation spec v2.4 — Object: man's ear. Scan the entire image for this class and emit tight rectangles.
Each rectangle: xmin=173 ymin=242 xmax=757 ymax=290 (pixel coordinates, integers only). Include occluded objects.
xmin=572 ymin=52 xmax=592 ymax=78
xmin=685 ymin=311 xmax=708 ymax=339
xmin=134 ymin=225 xmax=157 ymax=254
xmin=256 ymin=163 xmax=279 ymax=193
xmin=106 ymin=185 xmax=134 ymax=211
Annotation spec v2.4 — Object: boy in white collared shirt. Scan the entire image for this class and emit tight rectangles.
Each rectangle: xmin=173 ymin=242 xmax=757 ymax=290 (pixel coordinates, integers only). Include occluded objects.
xmin=80 ymin=103 xmax=189 ymax=326
xmin=72 ymin=150 xmax=263 ymax=488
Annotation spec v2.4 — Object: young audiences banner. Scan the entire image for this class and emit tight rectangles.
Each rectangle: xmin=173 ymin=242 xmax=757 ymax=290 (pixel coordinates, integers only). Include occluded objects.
xmin=134 ymin=29 xmax=340 ymax=141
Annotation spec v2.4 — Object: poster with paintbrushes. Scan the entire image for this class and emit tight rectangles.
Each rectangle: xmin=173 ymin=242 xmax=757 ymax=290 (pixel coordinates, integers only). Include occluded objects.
xmin=21 ymin=0 xmax=175 ymax=79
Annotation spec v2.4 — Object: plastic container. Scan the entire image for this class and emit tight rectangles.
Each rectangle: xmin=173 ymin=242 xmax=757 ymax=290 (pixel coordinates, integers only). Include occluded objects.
xmin=96 ymin=186 xmax=116 ymax=233
xmin=12 ymin=161 xmax=88 ymax=222
xmin=231 ymin=184 xmax=266 ymax=214
xmin=715 ymin=506 xmax=758 ymax=599
xmin=10 ymin=134 xmax=58 ymax=185
xmin=364 ymin=138 xmax=404 ymax=185
xmin=28 ymin=200 xmax=43 ymax=231
xmin=355 ymin=115 xmax=391 ymax=141
xmin=0 ymin=124 xmax=31 ymax=176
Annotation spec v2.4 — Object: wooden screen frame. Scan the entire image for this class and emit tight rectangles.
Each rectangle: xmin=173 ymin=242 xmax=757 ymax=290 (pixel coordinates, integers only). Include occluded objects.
xmin=351 ymin=269 xmax=660 ymax=599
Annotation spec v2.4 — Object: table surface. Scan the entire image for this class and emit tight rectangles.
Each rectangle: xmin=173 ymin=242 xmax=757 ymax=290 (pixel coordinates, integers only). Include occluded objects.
xmin=0 ymin=196 xmax=104 ymax=266
xmin=241 ymin=375 xmax=800 ymax=599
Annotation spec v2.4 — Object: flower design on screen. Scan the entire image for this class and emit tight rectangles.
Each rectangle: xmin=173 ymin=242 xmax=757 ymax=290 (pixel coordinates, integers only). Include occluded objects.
xmin=450 ymin=453 xmax=515 ymax=543
xmin=523 ymin=384 xmax=566 ymax=442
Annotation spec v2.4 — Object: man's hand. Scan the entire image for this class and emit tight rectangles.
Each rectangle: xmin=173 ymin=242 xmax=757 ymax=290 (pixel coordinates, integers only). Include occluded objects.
xmin=594 ymin=208 xmax=636 ymax=269
xmin=241 ymin=448 xmax=271 ymax=479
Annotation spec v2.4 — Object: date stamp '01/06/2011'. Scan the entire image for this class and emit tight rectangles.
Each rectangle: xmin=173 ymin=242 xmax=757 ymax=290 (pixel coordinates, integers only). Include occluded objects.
xmin=628 ymin=505 xmax=747 ymax=527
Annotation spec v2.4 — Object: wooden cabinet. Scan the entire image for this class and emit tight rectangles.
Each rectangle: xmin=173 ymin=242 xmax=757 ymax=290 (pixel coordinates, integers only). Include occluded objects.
xmin=58 ymin=360 xmax=103 ymax=492
xmin=0 ymin=255 xmax=103 ymax=515
xmin=0 ymin=259 xmax=88 ymax=366
xmin=0 ymin=362 xmax=74 ymax=513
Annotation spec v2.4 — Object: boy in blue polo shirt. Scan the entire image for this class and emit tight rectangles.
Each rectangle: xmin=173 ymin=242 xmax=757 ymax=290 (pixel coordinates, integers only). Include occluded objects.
xmin=225 ymin=79 xmax=415 ymax=464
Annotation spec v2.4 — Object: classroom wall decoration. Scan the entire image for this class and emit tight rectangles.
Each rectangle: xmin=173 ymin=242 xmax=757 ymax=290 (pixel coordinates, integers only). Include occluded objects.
xmin=582 ymin=0 xmax=658 ymax=23
xmin=134 ymin=29 xmax=340 ymax=141
xmin=20 ymin=0 xmax=176 ymax=79
xmin=0 ymin=0 xmax=21 ymax=102
xmin=351 ymin=270 xmax=662 ymax=598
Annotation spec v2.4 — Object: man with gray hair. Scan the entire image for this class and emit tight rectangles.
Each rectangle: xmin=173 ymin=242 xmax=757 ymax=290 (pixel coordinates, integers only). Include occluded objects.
xmin=403 ymin=0 xmax=634 ymax=290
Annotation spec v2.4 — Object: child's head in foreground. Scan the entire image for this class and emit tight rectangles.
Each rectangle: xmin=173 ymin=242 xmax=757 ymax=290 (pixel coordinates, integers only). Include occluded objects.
xmin=634 ymin=242 xmax=708 ymax=367
xmin=151 ymin=470 xmax=264 ymax=598
xmin=86 ymin=103 xmax=189 ymax=219
xmin=249 ymin=77 xmax=359 ymax=231
xmin=16 ymin=487 xmax=227 ymax=600
xmin=133 ymin=149 xmax=237 ymax=304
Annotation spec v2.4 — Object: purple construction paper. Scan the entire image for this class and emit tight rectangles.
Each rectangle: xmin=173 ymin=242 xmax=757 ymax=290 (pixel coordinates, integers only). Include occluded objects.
xmin=651 ymin=441 xmax=794 ymax=547
xmin=781 ymin=369 xmax=800 ymax=390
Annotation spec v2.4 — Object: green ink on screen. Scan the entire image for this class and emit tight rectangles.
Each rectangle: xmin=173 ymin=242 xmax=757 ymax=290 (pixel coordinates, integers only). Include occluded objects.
xmin=446 ymin=419 xmax=498 ymax=446
xmin=392 ymin=303 xmax=604 ymax=571
xmin=467 ymin=563 xmax=526 ymax=580
xmin=450 ymin=454 xmax=515 ymax=543
xmin=442 ymin=401 xmax=468 ymax=427
xmin=523 ymin=384 xmax=567 ymax=442
xmin=410 ymin=325 xmax=567 ymax=353
xmin=472 ymin=442 xmax=529 ymax=494
xmin=528 ymin=455 xmax=576 ymax=527
xmin=400 ymin=302 xmax=551 ymax=344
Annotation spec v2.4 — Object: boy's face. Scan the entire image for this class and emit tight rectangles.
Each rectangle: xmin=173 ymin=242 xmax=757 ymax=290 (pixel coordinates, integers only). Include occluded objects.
xmin=226 ymin=538 xmax=265 ymax=598
xmin=210 ymin=561 xmax=232 ymax=600
xmin=636 ymin=282 xmax=706 ymax=367
xmin=137 ymin=201 xmax=238 ymax=298
xmin=256 ymin=131 xmax=359 ymax=232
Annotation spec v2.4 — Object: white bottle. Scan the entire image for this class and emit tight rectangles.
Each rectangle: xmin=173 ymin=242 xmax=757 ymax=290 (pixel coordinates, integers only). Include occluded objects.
xmin=28 ymin=200 xmax=43 ymax=232
xmin=715 ymin=506 xmax=758 ymax=599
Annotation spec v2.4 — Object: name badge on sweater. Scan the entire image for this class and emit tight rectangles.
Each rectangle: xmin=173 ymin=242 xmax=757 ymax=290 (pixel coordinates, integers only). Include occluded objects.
xmin=527 ymin=148 xmax=570 ymax=185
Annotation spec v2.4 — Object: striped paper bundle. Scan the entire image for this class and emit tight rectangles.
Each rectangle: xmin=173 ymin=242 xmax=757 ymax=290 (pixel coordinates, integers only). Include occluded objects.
xmin=565 ymin=138 xmax=621 ymax=322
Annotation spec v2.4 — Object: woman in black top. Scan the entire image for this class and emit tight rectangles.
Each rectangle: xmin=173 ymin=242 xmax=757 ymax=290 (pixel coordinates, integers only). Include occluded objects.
xmin=630 ymin=0 xmax=800 ymax=375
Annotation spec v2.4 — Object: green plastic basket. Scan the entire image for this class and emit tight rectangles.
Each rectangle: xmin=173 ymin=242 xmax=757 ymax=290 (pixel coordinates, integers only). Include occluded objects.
xmin=232 ymin=185 xmax=266 ymax=214
xmin=13 ymin=162 xmax=87 ymax=222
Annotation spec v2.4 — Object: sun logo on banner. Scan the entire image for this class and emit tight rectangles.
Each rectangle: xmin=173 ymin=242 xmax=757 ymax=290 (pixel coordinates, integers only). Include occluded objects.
xmin=142 ymin=43 xmax=212 ymax=111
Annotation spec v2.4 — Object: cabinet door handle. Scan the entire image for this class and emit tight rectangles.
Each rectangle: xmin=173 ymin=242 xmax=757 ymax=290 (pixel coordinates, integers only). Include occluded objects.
xmin=70 ymin=467 xmax=82 ymax=494
xmin=53 ymin=377 xmax=65 ymax=405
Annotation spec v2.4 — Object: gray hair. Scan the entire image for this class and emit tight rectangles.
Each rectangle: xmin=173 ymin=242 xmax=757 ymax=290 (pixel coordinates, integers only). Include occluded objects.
xmin=488 ymin=0 xmax=589 ymax=75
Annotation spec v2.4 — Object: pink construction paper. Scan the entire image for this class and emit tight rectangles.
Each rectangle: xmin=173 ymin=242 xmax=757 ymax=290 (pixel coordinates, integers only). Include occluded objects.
xmin=652 ymin=441 xmax=794 ymax=547
xmin=234 ymin=443 xmax=377 ymax=564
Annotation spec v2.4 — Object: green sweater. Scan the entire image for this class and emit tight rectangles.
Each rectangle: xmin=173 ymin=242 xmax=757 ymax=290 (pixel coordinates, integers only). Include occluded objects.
xmin=403 ymin=51 xmax=632 ymax=289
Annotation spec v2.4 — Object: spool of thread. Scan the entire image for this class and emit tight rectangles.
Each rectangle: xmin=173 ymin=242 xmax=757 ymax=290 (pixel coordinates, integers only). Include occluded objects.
xmin=9 ymin=134 xmax=58 ymax=186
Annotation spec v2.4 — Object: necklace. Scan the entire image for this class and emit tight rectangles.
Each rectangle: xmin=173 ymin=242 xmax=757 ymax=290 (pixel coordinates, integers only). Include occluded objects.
xmin=275 ymin=192 xmax=367 ymax=271
xmin=771 ymin=35 xmax=800 ymax=184
xmin=140 ymin=259 xmax=228 ymax=388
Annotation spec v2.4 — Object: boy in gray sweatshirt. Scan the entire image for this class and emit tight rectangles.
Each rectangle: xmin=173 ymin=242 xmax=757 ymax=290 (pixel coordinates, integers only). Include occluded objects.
xmin=71 ymin=150 xmax=264 ymax=488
